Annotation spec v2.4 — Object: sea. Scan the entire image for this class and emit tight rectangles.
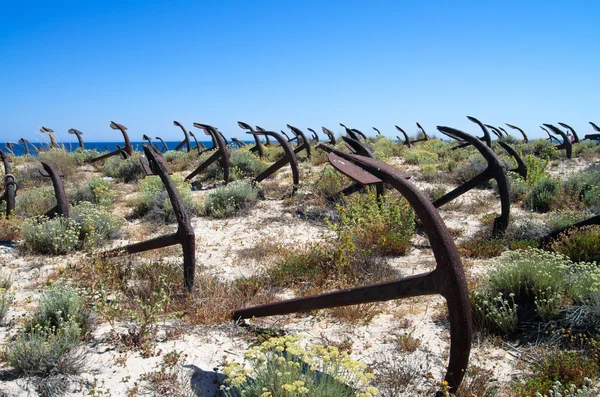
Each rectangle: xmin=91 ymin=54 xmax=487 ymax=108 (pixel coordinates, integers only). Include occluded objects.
xmin=0 ymin=141 xmax=227 ymax=157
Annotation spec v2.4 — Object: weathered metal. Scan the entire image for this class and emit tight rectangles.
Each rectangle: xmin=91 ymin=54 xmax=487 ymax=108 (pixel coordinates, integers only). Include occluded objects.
xmin=451 ymin=116 xmax=492 ymax=150
xmin=155 ymin=136 xmax=169 ymax=153
xmin=498 ymin=141 xmax=527 ymax=180
xmin=373 ymin=127 xmax=382 ymax=137
xmin=505 ymin=123 xmax=529 ymax=143
xmin=351 ymin=128 xmax=367 ymax=140
xmin=233 ymin=150 xmax=472 ymax=392
xmin=231 ymin=138 xmax=247 ymax=148
xmin=188 ymin=130 xmax=207 ymax=154
xmin=142 ymin=134 xmax=160 ymax=152
xmin=40 ymin=126 xmax=58 ymax=148
xmin=585 ymin=122 xmax=600 ymax=141
xmin=39 ymin=162 xmax=69 ymax=218
xmin=88 ymin=122 xmax=133 ymax=163
xmin=434 ymin=126 xmax=510 ymax=236
xmin=307 ymin=128 xmax=319 ymax=143
xmin=558 ymin=122 xmax=580 ymax=143
xmin=544 ymin=124 xmax=572 ymax=159
xmin=173 ymin=121 xmax=192 ymax=152
xmin=104 ymin=145 xmax=196 ymax=291
xmin=255 ymin=126 xmax=272 ymax=146
xmin=498 ymin=127 xmax=509 ymax=137
xmin=395 ymin=125 xmax=412 ymax=148
xmin=68 ymin=129 xmax=85 ymax=149
xmin=484 ymin=124 xmax=503 ymax=139
xmin=18 ymin=138 xmax=31 ymax=155
xmin=4 ymin=142 xmax=15 ymax=157
xmin=340 ymin=124 xmax=361 ymax=141
xmin=280 ymin=130 xmax=294 ymax=143
xmin=287 ymin=125 xmax=312 ymax=159
xmin=238 ymin=122 xmax=264 ymax=159
xmin=185 ymin=123 xmax=230 ymax=183
xmin=251 ymin=130 xmax=299 ymax=196
xmin=540 ymin=126 xmax=560 ymax=144
xmin=0 ymin=149 xmax=16 ymax=218
xmin=321 ymin=127 xmax=336 ymax=145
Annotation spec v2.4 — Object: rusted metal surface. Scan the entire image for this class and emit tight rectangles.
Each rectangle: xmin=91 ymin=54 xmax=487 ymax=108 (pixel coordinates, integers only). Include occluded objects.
xmin=321 ymin=127 xmax=336 ymax=145
xmin=287 ymin=125 xmax=311 ymax=159
xmin=231 ymin=138 xmax=246 ymax=148
xmin=484 ymin=124 xmax=503 ymax=139
xmin=88 ymin=122 xmax=133 ymax=164
xmin=307 ymin=128 xmax=319 ymax=143
xmin=498 ymin=141 xmax=527 ymax=180
xmin=185 ymin=123 xmax=230 ymax=183
xmin=155 ymin=136 xmax=168 ymax=153
xmin=142 ymin=134 xmax=159 ymax=152
xmin=395 ymin=125 xmax=412 ymax=147
xmin=40 ymin=126 xmax=58 ymax=148
xmin=340 ymin=124 xmax=361 ymax=141
xmin=373 ymin=127 xmax=382 ymax=137
xmin=255 ymin=126 xmax=272 ymax=146
xmin=585 ymin=122 xmax=600 ymax=141
xmin=233 ymin=150 xmax=472 ymax=392
xmin=415 ymin=122 xmax=429 ymax=142
xmin=238 ymin=122 xmax=264 ymax=159
xmin=39 ymin=162 xmax=69 ymax=218
xmin=4 ymin=142 xmax=15 ymax=157
xmin=252 ymin=130 xmax=299 ymax=196
xmin=280 ymin=130 xmax=294 ymax=142
xmin=0 ymin=149 xmax=16 ymax=218
xmin=188 ymin=130 xmax=206 ymax=154
xmin=173 ymin=121 xmax=192 ymax=152
xmin=18 ymin=138 xmax=31 ymax=155
xmin=68 ymin=129 xmax=85 ymax=149
xmin=558 ymin=122 xmax=580 ymax=143
xmin=544 ymin=124 xmax=572 ymax=159
xmin=498 ymin=127 xmax=509 ymax=137
xmin=435 ymin=126 xmax=510 ymax=236
xmin=104 ymin=145 xmax=196 ymax=291
xmin=505 ymin=123 xmax=529 ymax=142
xmin=351 ymin=128 xmax=367 ymax=140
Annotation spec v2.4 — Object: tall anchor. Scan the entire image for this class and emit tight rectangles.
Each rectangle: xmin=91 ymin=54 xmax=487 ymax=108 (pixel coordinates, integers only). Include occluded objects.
xmin=287 ymin=124 xmax=311 ymax=159
xmin=68 ymin=129 xmax=85 ymax=149
xmin=484 ymin=124 xmax=504 ymax=139
xmin=585 ymin=122 xmax=600 ymax=141
xmin=40 ymin=126 xmax=58 ymax=148
xmin=558 ymin=122 xmax=580 ymax=143
xmin=173 ymin=121 xmax=192 ymax=152
xmin=4 ymin=142 xmax=15 ymax=157
xmin=233 ymin=150 xmax=472 ymax=393
xmin=498 ymin=141 xmax=527 ymax=180
xmin=88 ymin=122 xmax=133 ymax=164
xmin=452 ymin=116 xmax=492 ymax=150
xmin=104 ymin=145 xmax=196 ymax=291
xmin=395 ymin=125 xmax=412 ymax=147
xmin=544 ymin=124 xmax=572 ymax=159
xmin=155 ymin=136 xmax=169 ymax=153
xmin=238 ymin=122 xmax=264 ymax=159
xmin=19 ymin=138 xmax=32 ymax=155
xmin=505 ymin=123 xmax=529 ymax=143
xmin=185 ymin=123 xmax=230 ymax=184
xmin=188 ymin=130 xmax=207 ymax=154
xmin=39 ymin=162 xmax=69 ymax=218
xmin=0 ymin=149 xmax=16 ymax=219
xmin=321 ymin=127 xmax=336 ymax=145
xmin=307 ymin=128 xmax=319 ymax=144
xmin=434 ymin=126 xmax=510 ymax=236
xmin=250 ymin=130 xmax=299 ymax=196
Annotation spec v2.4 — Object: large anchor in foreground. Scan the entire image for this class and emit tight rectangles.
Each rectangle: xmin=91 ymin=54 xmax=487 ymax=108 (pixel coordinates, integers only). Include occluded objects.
xmin=233 ymin=150 xmax=472 ymax=393
xmin=88 ymin=122 xmax=133 ymax=164
xmin=0 ymin=150 xmax=16 ymax=218
xmin=185 ymin=123 xmax=230 ymax=184
xmin=434 ymin=127 xmax=510 ymax=236
xmin=39 ymin=162 xmax=69 ymax=218
xmin=250 ymin=130 xmax=299 ymax=196
xmin=104 ymin=145 xmax=196 ymax=291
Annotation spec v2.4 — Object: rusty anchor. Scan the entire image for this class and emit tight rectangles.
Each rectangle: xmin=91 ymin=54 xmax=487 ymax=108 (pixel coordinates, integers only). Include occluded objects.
xmin=505 ymin=123 xmax=529 ymax=143
xmin=173 ymin=121 xmax=192 ymax=152
xmin=287 ymin=125 xmax=312 ymax=159
xmin=415 ymin=122 xmax=430 ymax=142
xmin=434 ymin=126 xmax=510 ymax=236
xmin=18 ymin=138 xmax=32 ymax=155
xmin=558 ymin=122 xmax=580 ymax=143
xmin=68 ymin=129 xmax=85 ymax=150
xmin=0 ymin=150 xmax=16 ymax=219
xmin=498 ymin=141 xmax=527 ymax=180
xmin=321 ymin=127 xmax=336 ymax=145
xmin=484 ymin=124 xmax=504 ymax=139
xmin=452 ymin=117 xmax=492 ymax=150
xmin=251 ymin=130 xmax=299 ymax=196
xmin=231 ymin=138 xmax=247 ymax=148
xmin=4 ymin=142 xmax=15 ymax=157
xmin=103 ymin=145 xmax=196 ymax=291
xmin=155 ymin=136 xmax=169 ymax=153
xmin=40 ymin=126 xmax=59 ymax=148
xmin=373 ymin=127 xmax=382 ymax=137
xmin=185 ymin=123 xmax=230 ymax=184
xmin=280 ymin=130 xmax=294 ymax=143
xmin=307 ymin=128 xmax=319 ymax=144
xmin=142 ymin=134 xmax=160 ymax=152
xmin=233 ymin=149 xmax=472 ymax=392
xmin=254 ymin=126 xmax=272 ymax=146
xmin=395 ymin=125 xmax=412 ymax=148
xmin=88 ymin=122 xmax=133 ymax=164
xmin=39 ymin=162 xmax=69 ymax=218
xmin=339 ymin=123 xmax=363 ymax=141
xmin=188 ymin=130 xmax=207 ymax=154
xmin=541 ymin=126 xmax=560 ymax=144
xmin=585 ymin=122 xmax=600 ymax=141
xmin=544 ymin=124 xmax=572 ymax=159
xmin=238 ymin=122 xmax=265 ymax=159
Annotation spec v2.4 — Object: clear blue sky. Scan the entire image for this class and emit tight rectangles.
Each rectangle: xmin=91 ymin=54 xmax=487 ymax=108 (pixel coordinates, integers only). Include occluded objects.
xmin=1 ymin=1 xmax=598 ymax=143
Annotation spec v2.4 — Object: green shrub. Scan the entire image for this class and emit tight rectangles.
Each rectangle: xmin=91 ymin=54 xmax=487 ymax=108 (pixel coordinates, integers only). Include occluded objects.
xmin=525 ymin=154 xmax=550 ymax=186
xmin=229 ymin=149 xmax=268 ymax=177
xmin=424 ymin=185 xmax=447 ymax=202
xmin=38 ymin=147 xmax=81 ymax=178
xmin=71 ymin=201 xmax=124 ymax=248
xmin=547 ymin=210 xmax=594 ymax=231
xmin=72 ymin=176 xmax=117 ymax=207
xmin=332 ymin=189 xmax=415 ymax=256
xmin=22 ymin=215 xmax=80 ymax=254
xmin=526 ymin=177 xmax=560 ymax=212
xmin=16 ymin=186 xmax=56 ymax=217
xmin=221 ymin=335 xmax=378 ymax=397
xmin=0 ymin=289 xmax=13 ymax=324
xmin=403 ymin=149 xmax=438 ymax=165
xmin=458 ymin=238 xmax=504 ymax=258
xmin=163 ymin=150 xmax=198 ymax=171
xmin=419 ymin=164 xmax=437 ymax=181
xmin=550 ymin=225 xmax=600 ymax=263
xmin=312 ymin=165 xmax=348 ymax=198
xmin=28 ymin=281 xmax=90 ymax=335
xmin=538 ymin=379 xmax=600 ymax=397
xmin=203 ymin=180 xmax=260 ymax=218
xmin=134 ymin=173 xmax=198 ymax=224
xmin=507 ymin=172 xmax=527 ymax=203
xmin=102 ymin=152 xmax=145 ymax=183
xmin=372 ymin=137 xmax=397 ymax=161
xmin=511 ymin=351 xmax=596 ymax=397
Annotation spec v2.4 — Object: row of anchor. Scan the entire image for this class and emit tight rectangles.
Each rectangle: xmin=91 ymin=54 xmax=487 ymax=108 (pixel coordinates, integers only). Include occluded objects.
xmin=2 ymin=116 xmax=599 ymax=393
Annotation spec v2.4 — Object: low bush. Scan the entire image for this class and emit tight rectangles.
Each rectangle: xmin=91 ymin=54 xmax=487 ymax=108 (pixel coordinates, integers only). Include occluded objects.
xmin=372 ymin=137 xmax=400 ymax=161
xmin=0 ymin=216 xmax=23 ymax=241
xmin=102 ymin=152 xmax=145 ymax=183
xmin=22 ymin=215 xmax=80 ymax=254
xmin=0 ymin=288 xmax=13 ymax=323
xmin=163 ymin=150 xmax=198 ymax=172
xmin=419 ymin=164 xmax=438 ymax=181
xmin=511 ymin=351 xmax=597 ymax=397
xmin=203 ymin=180 xmax=260 ymax=218
xmin=525 ymin=177 xmax=560 ymax=212
xmin=38 ymin=147 xmax=82 ymax=178
xmin=550 ymin=225 xmax=600 ymax=263
xmin=312 ymin=165 xmax=349 ymax=199
xmin=15 ymin=186 xmax=56 ymax=217
xmin=546 ymin=210 xmax=594 ymax=231
xmin=403 ymin=149 xmax=438 ymax=165
xmin=458 ymin=237 xmax=504 ymax=259
xmin=72 ymin=177 xmax=117 ymax=207
xmin=504 ymin=217 xmax=550 ymax=242
xmin=133 ymin=173 xmax=198 ymax=224
xmin=331 ymin=189 xmax=415 ymax=256
xmin=424 ymin=185 xmax=447 ymax=202
xmin=220 ymin=335 xmax=378 ymax=397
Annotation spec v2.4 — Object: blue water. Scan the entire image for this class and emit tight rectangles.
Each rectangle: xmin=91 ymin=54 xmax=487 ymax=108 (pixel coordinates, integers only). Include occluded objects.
xmin=0 ymin=141 xmax=220 ymax=157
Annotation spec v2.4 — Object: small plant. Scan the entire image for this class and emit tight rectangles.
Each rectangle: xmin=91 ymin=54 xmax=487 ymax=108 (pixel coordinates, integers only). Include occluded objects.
xmin=458 ymin=237 xmax=504 ymax=258
xmin=102 ymin=152 xmax=145 ymax=183
xmin=511 ymin=351 xmax=597 ymax=397
xmin=38 ymin=147 xmax=81 ymax=178
xmin=15 ymin=186 xmax=56 ymax=217
xmin=22 ymin=215 xmax=80 ymax=254
xmin=72 ymin=177 xmax=117 ymax=207
xmin=403 ymin=149 xmax=438 ymax=165
xmin=0 ymin=215 xmax=22 ymax=241
xmin=133 ymin=173 xmax=198 ymax=224
xmin=419 ymin=164 xmax=438 ymax=181
xmin=203 ymin=180 xmax=260 ymax=218
xmin=221 ymin=335 xmax=379 ymax=397
xmin=135 ymin=350 xmax=199 ymax=396
xmin=71 ymin=201 xmax=124 ymax=248
xmin=526 ymin=177 xmax=560 ymax=212
xmin=0 ymin=288 xmax=13 ymax=323
xmin=394 ymin=332 xmax=421 ymax=352
xmin=550 ymin=225 xmax=600 ymax=263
